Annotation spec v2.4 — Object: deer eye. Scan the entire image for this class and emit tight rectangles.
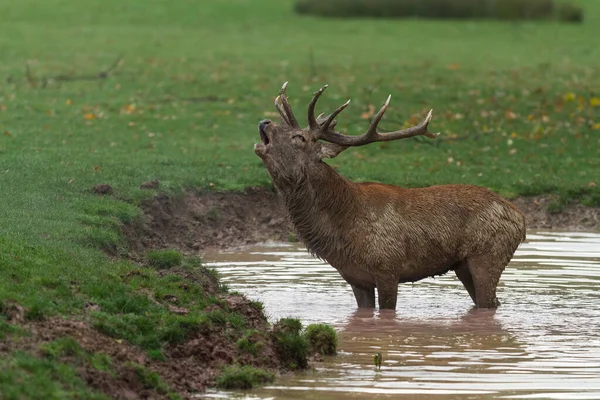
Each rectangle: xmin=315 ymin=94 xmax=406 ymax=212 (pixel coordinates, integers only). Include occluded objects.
xmin=292 ymin=135 xmax=306 ymax=143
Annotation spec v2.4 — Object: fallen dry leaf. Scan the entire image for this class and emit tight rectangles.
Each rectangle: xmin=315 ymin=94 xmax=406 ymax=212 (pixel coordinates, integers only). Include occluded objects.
xmin=121 ymin=103 xmax=136 ymax=114
xmin=361 ymin=104 xmax=375 ymax=120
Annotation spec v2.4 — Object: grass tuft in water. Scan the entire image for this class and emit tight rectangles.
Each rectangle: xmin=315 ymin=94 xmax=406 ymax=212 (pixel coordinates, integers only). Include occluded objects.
xmin=270 ymin=318 xmax=309 ymax=370
xmin=304 ymin=324 xmax=338 ymax=356
xmin=215 ymin=365 xmax=275 ymax=389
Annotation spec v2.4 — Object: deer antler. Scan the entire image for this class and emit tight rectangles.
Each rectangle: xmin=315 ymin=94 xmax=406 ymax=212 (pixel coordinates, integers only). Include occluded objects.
xmin=275 ymin=82 xmax=300 ymax=129
xmin=307 ymin=84 xmax=328 ymax=130
xmin=275 ymin=82 xmax=438 ymax=145
xmin=305 ymin=84 xmax=438 ymax=146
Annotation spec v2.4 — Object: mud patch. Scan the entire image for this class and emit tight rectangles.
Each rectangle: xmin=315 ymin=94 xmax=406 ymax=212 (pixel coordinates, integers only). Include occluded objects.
xmin=512 ymin=196 xmax=600 ymax=231
xmin=125 ymin=188 xmax=599 ymax=256
xmin=124 ymin=187 xmax=291 ymax=256
xmin=163 ymin=321 xmax=278 ymax=393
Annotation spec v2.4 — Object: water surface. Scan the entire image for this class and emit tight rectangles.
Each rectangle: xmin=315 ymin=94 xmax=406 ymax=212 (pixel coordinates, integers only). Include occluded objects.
xmin=202 ymin=232 xmax=600 ymax=400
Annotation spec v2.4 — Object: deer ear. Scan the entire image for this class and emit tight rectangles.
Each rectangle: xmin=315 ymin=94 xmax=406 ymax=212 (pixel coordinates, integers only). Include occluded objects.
xmin=316 ymin=142 xmax=348 ymax=159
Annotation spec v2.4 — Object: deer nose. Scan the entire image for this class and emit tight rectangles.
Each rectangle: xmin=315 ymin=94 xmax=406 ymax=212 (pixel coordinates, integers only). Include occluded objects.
xmin=258 ymin=119 xmax=271 ymax=133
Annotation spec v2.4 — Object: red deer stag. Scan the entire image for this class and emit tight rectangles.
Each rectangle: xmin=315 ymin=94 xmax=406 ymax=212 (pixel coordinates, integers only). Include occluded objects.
xmin=254 ymin=82 xmax=526 ymax=310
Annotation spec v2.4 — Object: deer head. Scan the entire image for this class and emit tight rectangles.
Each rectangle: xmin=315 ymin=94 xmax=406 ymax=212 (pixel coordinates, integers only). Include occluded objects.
xmin=254 ymin=82 xmax=439 ymax=185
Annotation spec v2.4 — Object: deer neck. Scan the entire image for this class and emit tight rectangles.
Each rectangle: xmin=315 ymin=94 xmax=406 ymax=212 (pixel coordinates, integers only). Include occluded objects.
xmin=274 ymin=161 xmax=357 ymax=258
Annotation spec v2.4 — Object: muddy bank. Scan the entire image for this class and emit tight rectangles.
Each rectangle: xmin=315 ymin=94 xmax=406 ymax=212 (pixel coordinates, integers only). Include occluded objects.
xmin=124 ymin=187 xmax=291 ymax=256
xmin=125 ymin=187 xmax=600 ymax=254
xmin=1 ymin=291 xmax=279 ymax=399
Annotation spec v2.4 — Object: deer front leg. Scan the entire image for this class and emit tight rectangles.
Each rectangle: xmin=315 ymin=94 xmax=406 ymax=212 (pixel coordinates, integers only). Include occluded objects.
xmin=351 ymin=284 xmax=376 ymax=308
xmin=376 ymin=279 xmax=399 ymax=310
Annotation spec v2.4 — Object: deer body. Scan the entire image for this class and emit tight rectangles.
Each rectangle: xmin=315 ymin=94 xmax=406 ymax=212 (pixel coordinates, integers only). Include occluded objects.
xmin=255 ymin=83 xmax=526 ymax=310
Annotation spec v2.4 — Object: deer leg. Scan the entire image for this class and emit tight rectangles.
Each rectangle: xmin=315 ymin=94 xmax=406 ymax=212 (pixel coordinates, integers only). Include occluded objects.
xmin=351 ymin=285 xmax=376 ymax=308
xmin=376 ymin=279 xmax=398 ymax=310
xmin=453 ymin=261 xmax=477 ymax=305
xmin=466 ymin=255 xmax=504 ymax=308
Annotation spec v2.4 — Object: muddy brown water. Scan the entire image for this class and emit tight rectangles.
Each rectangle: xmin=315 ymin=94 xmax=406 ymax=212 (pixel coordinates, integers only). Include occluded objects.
xmin=200 ymin=232 xmax=600 ymax=400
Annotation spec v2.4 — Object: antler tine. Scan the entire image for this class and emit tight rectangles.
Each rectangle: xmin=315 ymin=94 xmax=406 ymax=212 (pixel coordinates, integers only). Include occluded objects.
xmin=365 ymin=94 xmax=392 ymax=139
xmin=320 ymin=94 xmax=439 ymax=146
xmin=279 ymin=81 xmax=300 ymax=128
xmin=274 ymin=95 xmax=291 ymax=126
xmin=307 ymin=84 xmax=328 ymax=130
xmin=320 ymin=99 xmax=351 ymax=133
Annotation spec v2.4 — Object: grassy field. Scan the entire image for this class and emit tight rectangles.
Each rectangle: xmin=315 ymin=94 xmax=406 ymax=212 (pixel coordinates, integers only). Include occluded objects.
xmin=0 ymin=0 xmax=599 ymax=396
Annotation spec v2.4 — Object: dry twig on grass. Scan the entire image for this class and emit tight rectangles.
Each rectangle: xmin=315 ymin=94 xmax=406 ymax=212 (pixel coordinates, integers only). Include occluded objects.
xmin=25 ymin=54 xmax=123 ymax=88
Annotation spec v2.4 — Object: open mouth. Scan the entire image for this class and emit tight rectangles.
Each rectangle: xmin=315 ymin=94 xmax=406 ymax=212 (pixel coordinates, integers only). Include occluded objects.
xmin=256 ymin=120 xmax=271 ymax=156
xmin=259 ymin=128 xmax=270 ymax=145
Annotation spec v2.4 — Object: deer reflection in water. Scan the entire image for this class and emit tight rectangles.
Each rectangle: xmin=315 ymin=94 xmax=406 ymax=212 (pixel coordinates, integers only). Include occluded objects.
xmin=336 ymin=308 xmax=528 ymax=372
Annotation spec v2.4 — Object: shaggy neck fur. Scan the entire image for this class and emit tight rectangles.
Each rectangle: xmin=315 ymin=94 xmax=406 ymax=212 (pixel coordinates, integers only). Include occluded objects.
xmin=271 ymin=161 xmax=358 ymax=260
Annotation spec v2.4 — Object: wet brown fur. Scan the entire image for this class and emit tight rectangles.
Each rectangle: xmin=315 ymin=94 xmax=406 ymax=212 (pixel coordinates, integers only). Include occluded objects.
xmin=255 ymin=99 xmax=526 ymax=310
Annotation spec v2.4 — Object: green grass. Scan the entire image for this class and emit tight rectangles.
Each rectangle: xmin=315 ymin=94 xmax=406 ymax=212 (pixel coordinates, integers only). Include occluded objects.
xmin=147 ymin=249 xmax=183 ymax=269
xmin=0 ymin=351 xmax=109 ymax=400
xmin=38 ymin=337 xmax=180 ymax=399
xmin=40 ymin=337 xmax=113 ymax=373
xmin=270 ymin=318 xmax=309 ymax=370
xmin=304 ymin=324 xmax=338 ymax=356
xmin=216 ymin=365 xmax=275 ymax=389
xmin=0 ymin=318 xmax=28 ymax=340
xmin=0 ymin=0 xmax=599 ymax=396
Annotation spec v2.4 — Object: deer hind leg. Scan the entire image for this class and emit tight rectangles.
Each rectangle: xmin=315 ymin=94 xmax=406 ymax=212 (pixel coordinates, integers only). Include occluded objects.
xmin=351 ymin=285 xmax=376 ymax=308
xmin=466 ymin=255 xmax=505 ymax=308
xmin=453 ymin=261 xmax=477 ymax=305
xmin=375 ymin=278 xmax=399 ymax=310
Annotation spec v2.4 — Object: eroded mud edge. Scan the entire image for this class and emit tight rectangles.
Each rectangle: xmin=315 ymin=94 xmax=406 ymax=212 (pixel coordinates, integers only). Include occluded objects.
xmin=125 ymin=186 xmax=600 ymax=256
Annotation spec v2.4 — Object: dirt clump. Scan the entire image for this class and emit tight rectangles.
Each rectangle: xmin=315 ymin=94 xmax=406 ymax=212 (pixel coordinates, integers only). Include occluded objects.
xmin=140 ymin=179 xmax=160 ymax=190
xmin=225 ymin=294 xmax=268 ymax=330
xmin=1 ymin=299 xmax=26 ymax=323
xmin=92 ymin=184 xmax=113 ymax=195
